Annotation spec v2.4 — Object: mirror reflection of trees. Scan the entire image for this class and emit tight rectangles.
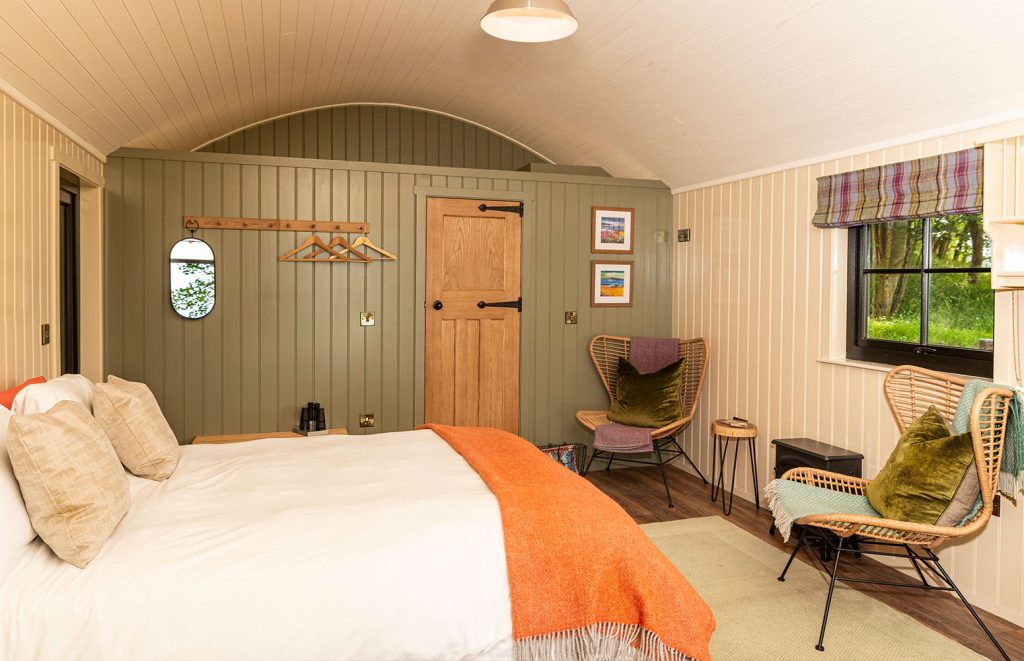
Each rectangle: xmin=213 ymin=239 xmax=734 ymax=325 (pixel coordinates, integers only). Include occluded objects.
xmin=865 ymin=214 xmax=992 ymax=350
xmin=169 ymin=238 xmax=215 ymax=320
xmin=171 ymin=262 xmax=215 ymax=319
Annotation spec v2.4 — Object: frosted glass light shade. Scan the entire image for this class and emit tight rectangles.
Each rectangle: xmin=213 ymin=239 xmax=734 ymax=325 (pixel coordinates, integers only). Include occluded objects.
xmin=480 ymin=0 xmax=578 ymax=43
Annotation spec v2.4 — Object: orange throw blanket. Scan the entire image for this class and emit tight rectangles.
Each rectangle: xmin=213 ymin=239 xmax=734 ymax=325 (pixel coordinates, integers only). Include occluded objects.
xmin=422 ymin=424 xmax=715 ymax=661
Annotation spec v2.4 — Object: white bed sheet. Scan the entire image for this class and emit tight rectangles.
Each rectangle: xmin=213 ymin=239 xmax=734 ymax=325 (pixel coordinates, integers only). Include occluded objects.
xmin=0 ymin=429 xmax=514 ymax=661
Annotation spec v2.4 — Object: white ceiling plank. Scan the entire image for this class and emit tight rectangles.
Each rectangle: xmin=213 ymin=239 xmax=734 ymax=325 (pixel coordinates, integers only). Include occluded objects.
xmin=33 ymin=0 xmax=182 ymax=148
xmin=88 ymin=0 xmax=204 ymax=148
xmin=0 ymin=3 xmax=145 ymax=144
xmin=1 ymin=0 xmax=1023 ymax=188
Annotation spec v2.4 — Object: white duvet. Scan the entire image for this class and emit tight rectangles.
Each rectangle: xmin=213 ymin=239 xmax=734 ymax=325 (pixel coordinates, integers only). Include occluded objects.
xmin=0 ymin=430 xmax=514 ymax=660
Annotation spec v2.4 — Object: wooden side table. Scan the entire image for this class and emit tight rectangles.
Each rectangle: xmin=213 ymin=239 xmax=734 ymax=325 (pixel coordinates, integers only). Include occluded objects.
xmin=192 ymin=428 xmax=350 ymax=444
xmin=710 ymin=419 xmax=759 ymax=515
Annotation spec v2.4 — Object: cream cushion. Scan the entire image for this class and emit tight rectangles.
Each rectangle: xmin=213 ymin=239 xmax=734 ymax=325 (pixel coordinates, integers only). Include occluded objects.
xmin=93 ymin=376 xmax=179 ymax=481
xmin=12 ymin=373 xmax=93 ymax=414
xmin=0 ymin=405 xmax=36 ymax=577
xmin=7 ymin=401 xmax=129 ymax=568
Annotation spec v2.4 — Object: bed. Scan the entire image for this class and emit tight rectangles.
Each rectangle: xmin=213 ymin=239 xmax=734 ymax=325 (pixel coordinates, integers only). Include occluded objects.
xmin=0 ymin=427 xmax=713 ymax=660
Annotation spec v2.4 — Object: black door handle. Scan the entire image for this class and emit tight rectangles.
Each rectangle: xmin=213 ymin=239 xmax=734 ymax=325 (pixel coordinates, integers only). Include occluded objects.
xmin=477 ymin=297 xmax=522 ymax=311
xmin=432 ymin=300 xmax=443 ymax=310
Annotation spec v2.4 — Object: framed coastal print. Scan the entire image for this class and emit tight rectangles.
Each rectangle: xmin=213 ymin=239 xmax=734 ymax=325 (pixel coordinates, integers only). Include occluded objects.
xmin=591 ymin=261 xmax=633 ymax=307
xmin=591 ymin=207 xmax=633 ymax=254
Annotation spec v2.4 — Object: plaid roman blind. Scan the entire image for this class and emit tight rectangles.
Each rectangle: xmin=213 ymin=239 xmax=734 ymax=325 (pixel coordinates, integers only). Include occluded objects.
xmin=811 ymin=147 xmax=983 ymax=228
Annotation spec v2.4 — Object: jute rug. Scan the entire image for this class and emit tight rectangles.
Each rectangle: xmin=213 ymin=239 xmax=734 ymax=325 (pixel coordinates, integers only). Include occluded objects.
xmin=641 ymin=516 xmax=985 ymax=660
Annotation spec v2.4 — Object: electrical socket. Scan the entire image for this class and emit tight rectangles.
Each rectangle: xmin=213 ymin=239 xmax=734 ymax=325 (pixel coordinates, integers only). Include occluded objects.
xmin=40 ymin=323 xmax=50 ymax=346
xmin=677 ymin=229 xmax=691 ymax=242
xmin=359 ymin=413 xmax=375 ymax=428
xmin=360 ymin=312 xmax=375 ymax=326
xmin=564 ymin=311 xmax=577 ymax=325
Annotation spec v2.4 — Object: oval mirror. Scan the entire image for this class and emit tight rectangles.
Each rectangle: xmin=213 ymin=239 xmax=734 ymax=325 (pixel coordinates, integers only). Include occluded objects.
xmin=169 ymin=238 xmax=216 ymax=319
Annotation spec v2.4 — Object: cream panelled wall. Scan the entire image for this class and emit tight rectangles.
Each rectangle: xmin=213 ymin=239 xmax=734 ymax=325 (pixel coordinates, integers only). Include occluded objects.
xmin=674 ymin=119 xmax=1024 ymax=626
xmin=0 ymin=90 xmax=104 ymax=388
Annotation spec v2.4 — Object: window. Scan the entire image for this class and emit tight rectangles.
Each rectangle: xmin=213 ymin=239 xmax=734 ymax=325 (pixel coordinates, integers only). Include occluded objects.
xmin=847 ymin=214 xmax=994 ymax=377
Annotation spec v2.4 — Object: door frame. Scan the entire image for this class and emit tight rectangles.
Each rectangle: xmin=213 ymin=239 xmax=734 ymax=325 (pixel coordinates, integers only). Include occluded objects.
xmin=49 ymin=160 xmax=103 ymax=381
xmin=414 ymin=187 xmax=535 ymax=429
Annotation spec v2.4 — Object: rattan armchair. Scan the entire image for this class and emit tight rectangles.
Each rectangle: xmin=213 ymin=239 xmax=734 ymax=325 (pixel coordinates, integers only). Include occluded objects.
xmin=576 ymin=335 xmax=710 ymax=507
xmin=776 ymin=365 xmax=1014 ymax=659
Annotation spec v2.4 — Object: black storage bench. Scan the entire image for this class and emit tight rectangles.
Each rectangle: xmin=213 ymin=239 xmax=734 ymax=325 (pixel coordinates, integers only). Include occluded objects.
xmin=769 ymin=438 xmax=864 ymax=554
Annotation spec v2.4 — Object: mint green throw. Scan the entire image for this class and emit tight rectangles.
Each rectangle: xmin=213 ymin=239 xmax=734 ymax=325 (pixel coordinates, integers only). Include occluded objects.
xmin=764 ymin=479 xmax=881 ymax=542
xmin=953 ymin=379 xmax=1024 ymax=499
xmin=950 ymin=380 xmax=1024 ymax=525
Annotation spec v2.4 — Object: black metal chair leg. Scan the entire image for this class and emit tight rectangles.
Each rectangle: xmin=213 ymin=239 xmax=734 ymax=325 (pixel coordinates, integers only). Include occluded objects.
xmin=815 ymin=538 xmax=845 ymax=652
xmin=927 ymin=550 xmax=1011 ymax=661
xmin=605 ymin=451 xmax=615 ymax=471
xmin=748 ymin=438 xmax=760 ymax=510
xmin=654 ymin=442 xmax=674 ymax=508
xmin=904 ymin=545 xmax=930 ymax=587
xmin=671 ymin=437 xmax=708 ymax=485
xmin=778 ymin=529 xmax=805 ymax=582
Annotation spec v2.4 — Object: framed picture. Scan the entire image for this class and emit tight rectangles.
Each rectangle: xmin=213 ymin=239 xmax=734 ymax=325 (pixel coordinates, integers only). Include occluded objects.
xmin=591 ymin=206 xmax=633 ymax=254
xmin=591 ymin=261 xmax=633 ymax=307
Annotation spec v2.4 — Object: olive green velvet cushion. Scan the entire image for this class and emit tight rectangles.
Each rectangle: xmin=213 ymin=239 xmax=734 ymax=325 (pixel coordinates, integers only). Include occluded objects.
xmin=866 ymin=406 xmax=978 ymax=525
xmin=607 ymin=358 xmax=684 ymax=429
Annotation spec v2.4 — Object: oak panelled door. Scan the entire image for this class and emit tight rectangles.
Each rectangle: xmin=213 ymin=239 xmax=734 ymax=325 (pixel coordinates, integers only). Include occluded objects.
xmin=425 ymin=198 xmax=522 ymax=433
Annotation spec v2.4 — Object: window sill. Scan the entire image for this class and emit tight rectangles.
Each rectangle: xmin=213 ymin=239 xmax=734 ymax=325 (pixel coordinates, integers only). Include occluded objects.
xmin=816 ymin=357 xmax=895 ymax=374
xmin=817 ymin=356 xmax=982 ymax=379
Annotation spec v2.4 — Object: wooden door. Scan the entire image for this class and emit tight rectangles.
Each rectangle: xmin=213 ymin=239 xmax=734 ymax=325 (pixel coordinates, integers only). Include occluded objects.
xmin=425 ymin=198 xmax=521 ymax=432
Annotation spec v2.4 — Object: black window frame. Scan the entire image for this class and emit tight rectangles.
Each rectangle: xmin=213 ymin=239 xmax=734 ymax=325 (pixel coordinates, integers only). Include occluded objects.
xmin=846 ymin=216 xmax=993 ymax=378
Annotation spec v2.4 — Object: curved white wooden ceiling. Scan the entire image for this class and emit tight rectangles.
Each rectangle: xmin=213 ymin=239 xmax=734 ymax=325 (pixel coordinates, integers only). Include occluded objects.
xmin=2 ymin=0 xmax=1024 ymax=189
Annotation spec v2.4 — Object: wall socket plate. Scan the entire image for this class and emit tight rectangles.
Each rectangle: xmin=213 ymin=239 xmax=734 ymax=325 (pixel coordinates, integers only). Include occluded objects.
xmin=40 ymin=323 xmax=50 ymax=346
xmin=360 ymin=312 xmax=375 ymax=326
xmin=677 ymin=228 xmax=691 ymax=242
xmin=564 ymin=311 xmax=577 ymax=325
xmin=359 ymin=413 xmax=375 ymax=427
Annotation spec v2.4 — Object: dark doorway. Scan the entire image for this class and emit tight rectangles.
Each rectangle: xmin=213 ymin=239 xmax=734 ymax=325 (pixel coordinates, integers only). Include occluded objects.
xmin=59 ymin=170 xmax=80 ymax=374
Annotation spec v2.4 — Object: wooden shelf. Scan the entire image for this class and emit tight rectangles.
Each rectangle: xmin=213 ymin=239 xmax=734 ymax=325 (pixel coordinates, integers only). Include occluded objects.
xmin=192 ymin=427 xmax=350 ymax=444
xmin=983 ymin=217 xmax=1024 ymax=290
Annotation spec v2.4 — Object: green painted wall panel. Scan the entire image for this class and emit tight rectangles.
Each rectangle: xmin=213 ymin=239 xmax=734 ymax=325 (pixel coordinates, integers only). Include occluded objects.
xmin=198 ymin=105 xmax=545 ymax=172
xmin=105 ymin=150 xmax=672 ymax=445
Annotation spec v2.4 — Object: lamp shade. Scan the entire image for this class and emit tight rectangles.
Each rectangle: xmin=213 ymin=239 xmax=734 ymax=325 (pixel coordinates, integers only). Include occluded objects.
xmin=480 ymin=0 xmax=579 ymax=43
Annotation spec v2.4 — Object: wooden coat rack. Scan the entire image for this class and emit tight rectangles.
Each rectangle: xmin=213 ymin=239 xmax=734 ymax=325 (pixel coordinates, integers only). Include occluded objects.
xmin=182 ymin=216 xmax=397 ymax=263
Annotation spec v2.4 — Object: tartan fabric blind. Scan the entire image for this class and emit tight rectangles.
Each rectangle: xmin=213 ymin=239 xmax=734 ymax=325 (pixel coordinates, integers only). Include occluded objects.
xmin=811 ymin=147 xmax=983 ymax=228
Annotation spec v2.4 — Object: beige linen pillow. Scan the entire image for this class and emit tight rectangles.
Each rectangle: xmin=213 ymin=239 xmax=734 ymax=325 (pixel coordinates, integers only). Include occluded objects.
xmin=93 ymin=376 xmax=179 ymax=481
xmin=7 ymin=400 xmax=129 ymax=568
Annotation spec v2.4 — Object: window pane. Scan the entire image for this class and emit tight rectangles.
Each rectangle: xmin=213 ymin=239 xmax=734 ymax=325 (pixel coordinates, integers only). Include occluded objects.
xmin=865 ymin=273 xmax=922 ymax=343
xmin=866 ymin=220 xmax=923 ymax=269
xmin=928 ymin=272 xmax=994 ymax=350
xmin=929 ymin=213 xmax=990 ymax=269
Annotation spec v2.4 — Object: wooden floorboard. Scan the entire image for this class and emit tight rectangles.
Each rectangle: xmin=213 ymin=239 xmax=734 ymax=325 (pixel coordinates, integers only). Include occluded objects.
xmin=586 ymin=464 xmax=1023 ymax=661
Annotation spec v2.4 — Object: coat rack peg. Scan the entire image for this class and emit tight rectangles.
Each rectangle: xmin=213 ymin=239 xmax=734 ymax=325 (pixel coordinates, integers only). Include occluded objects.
xmin=181 ymin=216 xmax=396 ymax=263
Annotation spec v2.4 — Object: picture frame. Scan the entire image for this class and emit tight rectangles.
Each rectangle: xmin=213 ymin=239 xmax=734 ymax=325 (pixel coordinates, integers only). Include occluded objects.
xmin=591 ymin=261 xmax=633 ymax=307
xmin=591 ymin=206 xmax=634 ymax=254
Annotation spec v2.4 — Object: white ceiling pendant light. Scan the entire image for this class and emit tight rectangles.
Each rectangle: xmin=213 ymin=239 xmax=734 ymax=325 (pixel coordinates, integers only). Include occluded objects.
xmin=480 ymin=0 xmax=579 ymax=43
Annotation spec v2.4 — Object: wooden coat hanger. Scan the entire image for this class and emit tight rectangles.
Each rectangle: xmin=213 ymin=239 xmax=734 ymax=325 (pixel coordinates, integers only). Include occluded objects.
xmin=305 ymin=236 xmax=372 ymax=262
xmin=279 ymin=234 xmax=354 ymax=262
xmin=348 ymin=233 xmax=397 ymax=260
